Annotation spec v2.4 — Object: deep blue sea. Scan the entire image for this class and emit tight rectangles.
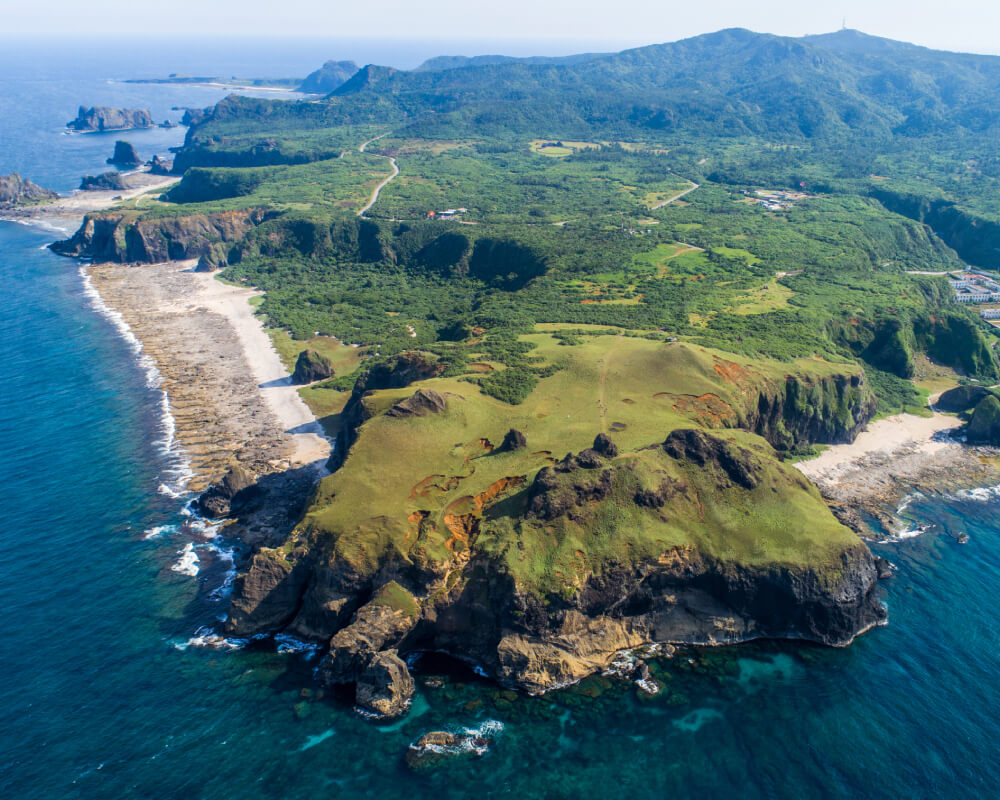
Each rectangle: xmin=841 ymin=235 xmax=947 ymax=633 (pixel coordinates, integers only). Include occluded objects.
xmin=2 ymin=38 xmax=1000 ymax=799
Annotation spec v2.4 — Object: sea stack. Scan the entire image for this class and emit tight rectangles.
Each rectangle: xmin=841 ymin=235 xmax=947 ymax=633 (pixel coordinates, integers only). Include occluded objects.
xmin=67 ymin=106 xmax=154 ymax=132
xmin=107 ymin=141 xmax=141 ymax=166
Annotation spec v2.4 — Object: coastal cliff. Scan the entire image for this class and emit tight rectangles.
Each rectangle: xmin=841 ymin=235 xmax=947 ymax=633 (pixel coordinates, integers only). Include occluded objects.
xmin=50 ymin=208 xmax=277 ymax=263
xmin=222 ymin=339 xmax=884 ymax=717
xmin=67 ymin=106 xmax=154 ymax=133
xmin=0 ymin=173 xmax=57 ymax=206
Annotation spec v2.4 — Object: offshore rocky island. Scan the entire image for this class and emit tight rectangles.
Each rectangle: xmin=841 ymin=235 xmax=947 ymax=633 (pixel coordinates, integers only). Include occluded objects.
xmin=47 ymin=28 xmax=1000 ymax=723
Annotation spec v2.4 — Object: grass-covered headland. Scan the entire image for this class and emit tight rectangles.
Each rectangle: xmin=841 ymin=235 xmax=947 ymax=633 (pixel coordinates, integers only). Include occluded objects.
xmin=53 ymin=27 xmax=1000 ymax=715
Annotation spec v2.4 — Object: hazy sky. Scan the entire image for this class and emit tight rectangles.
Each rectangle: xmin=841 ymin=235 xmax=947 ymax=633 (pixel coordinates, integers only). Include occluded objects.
xmin=4 ymin=0 xmax=998 ymax=55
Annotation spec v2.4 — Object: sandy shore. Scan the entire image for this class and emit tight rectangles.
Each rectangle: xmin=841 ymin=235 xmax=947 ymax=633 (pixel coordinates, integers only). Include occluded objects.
xmin=88 ymin=260 xmax=329 ymax=492
xmin=796 ymin=408 xmax=998 ymax=534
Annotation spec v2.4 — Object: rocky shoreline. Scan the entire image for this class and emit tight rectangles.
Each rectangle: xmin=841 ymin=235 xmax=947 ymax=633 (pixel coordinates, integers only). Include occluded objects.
xmin=797 ymin=409 xmax=1000 ymax=537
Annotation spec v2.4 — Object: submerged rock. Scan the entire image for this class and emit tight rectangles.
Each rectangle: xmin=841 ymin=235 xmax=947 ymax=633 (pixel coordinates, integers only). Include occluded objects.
xmin=291 ymin=349 xmax=335 ymax=384
xmin=106 ymin=140 xmax=141 ymax=166
xmin=79 ymin=172 xmax=128 ymax=191
xmin=67 ymin=106 xmax=153 ymax=132
xmin=405 ymin=722 xmax=501 ymax=770
xmin=355 ymin=650 xmax=414 ymax=719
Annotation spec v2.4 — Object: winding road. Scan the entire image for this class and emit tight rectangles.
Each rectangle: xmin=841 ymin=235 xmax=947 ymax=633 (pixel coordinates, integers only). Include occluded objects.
xmin=357 ymin=133 xmax=399 ymax=218
xmin=651 ymin=180 xmax=700 ymax=209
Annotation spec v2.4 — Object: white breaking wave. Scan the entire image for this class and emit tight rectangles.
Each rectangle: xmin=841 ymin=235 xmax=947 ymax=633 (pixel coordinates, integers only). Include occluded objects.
xmin=170 ymin=542 xmax=200 ymax=576
xmin=78 ymin=265 xmax=192 ymax=496
xmin=142 ymin=523 xmax=179 ymax=540
xmin=952 ymin=484 xmax=1000 ymax=503
xmin=173 ymin=626 xmax=247 ymax=651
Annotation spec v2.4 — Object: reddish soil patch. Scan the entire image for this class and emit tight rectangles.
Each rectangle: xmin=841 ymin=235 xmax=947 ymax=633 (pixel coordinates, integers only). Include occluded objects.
xmin=671 ymin=393 xmax=737 ymax=427
xmin=468 ymin=363 xmax=494 ymax=373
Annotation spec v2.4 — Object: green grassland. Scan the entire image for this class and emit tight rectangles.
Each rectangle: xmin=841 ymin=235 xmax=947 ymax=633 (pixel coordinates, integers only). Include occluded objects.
xmin=301 ymin=337 xmax=861 ymax=591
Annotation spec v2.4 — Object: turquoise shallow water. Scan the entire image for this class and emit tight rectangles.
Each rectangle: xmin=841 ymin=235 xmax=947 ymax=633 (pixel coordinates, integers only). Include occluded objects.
xmin=2 ymin=40 xmax=1000 ymax=800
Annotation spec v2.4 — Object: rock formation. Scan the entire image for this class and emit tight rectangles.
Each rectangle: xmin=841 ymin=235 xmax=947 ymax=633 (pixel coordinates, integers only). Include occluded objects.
xmin=196 ymin=464 xmax=262 ymax=519
xmin=291 ymin=349 xmax=335 ymax=384
xmin=51 ymin=207 xmax=278 ymax=263
xmin=385 ymin=388 xmax=447 ymax=418
xmin=79 ymin=172 xmax=128 ymax=191
xmin=354 ymin=650 xmax=414 ymax=718
xmin=67 ymin=106 xmax=153 ymax=132
xmin=500 ymin=428 xmax=527 ymax=452
xmin=106 ymin=140 xmax=141 ymax=166
xmin=967 ymin=394 xmax=1000 ymax=445
xmin=0 ymin=173 xmax=57 ymax=206
xmin=149 ymin=155 xmax=174 ymax=175
xmin=937 ymin=384 xmax=994 ymax=413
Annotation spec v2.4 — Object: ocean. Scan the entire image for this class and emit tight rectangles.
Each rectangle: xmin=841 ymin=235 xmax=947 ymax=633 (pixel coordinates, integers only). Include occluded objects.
xmin=2 ymin=38 xmax=1000 ymax=799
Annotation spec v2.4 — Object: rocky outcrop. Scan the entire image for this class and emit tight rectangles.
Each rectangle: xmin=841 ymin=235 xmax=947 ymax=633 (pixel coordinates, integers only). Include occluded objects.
xmin=79 ymin=172 xmax=128 ymax=191
xmin=663 ymin=429 xmax=760 ymax=489
xmin=196 ymin=464 xmax=262 ymax=518
xmin=107 ymin=140 xmax=141 ymax=166
xmin=292 ymin=349 xmax=335 ymax=384
xmin=385 ymin=388 xmax=447 ymax=418
xmin=937 ymin=384 xmax=994 ymax=413
xmin=50 ymin=207 xmax=278 ymax=263
xmin=355 ymin=650 xmax=414 ymax=718
xmin=0 ymin=173 xmax=57 ymax=206
xmin=500 ymin=428 xmax=527 ymax=452
xmin=329 ymin=352 xmax=445 ymax=470
xmin=967 ymin=394 xmax=1000 ymax=445
xmin=67 ymin=106 xmax=153 ymax=133
xmin=149 ymin=155 xmax=174 ymax=175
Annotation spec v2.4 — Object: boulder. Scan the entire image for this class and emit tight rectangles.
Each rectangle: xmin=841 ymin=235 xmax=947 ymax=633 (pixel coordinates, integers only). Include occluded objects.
xmin=386 ymin=388 xmax=447 ymax=418
xmin=500 ymin=428 xmax=527 ymax=452
xmin=355 ymin=650 xmax=414 ymax=719
xmin=106 ymin=140 xmax=141 ymax=166
xmin=291 ymin=349 xmax=335 ymax=384
xmin=0 ymin=173 xmax=57 ymax=206
xmin=79 ymin=172 xmax=128 ymax=191
xmin=967 ymin=394 xmax=1000 ymax=445
xmin=937 ymin=384 xmax=994 ymax=413
xmin=592 ymin=432 xmax=619 ymax=458
xmin=196 ymin=464 xmax=261 ymax=518
xmin=67 ymin=106 xmax=153 ymax=132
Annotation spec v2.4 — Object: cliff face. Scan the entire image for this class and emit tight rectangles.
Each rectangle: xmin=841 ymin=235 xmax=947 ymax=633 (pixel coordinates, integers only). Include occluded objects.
xmin=67 ymin=106 xmax=154 ymax=133
xmin=872 ymin=188 xmax=1000 ymax=270
xmin=744 ymin=371 xmax=877 ymax=451
xmin=228 ymin=422 xmax=885 ymax=714
xmin=0 ymin=173 xmax=58 ymax=206
xmin=50 ymin=208 xmax=277 ymax=263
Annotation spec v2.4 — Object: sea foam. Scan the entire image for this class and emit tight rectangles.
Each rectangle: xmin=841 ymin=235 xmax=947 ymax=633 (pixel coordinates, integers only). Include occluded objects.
xmin=78 ymin=265 xmax=192 ymax=496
